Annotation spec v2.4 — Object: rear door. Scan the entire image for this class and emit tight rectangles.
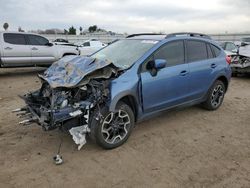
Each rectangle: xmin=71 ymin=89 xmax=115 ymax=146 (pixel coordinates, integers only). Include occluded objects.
xmin=26 ymin=34 xmax=56 ymax=65
xmin=140 ymin=40 xmax=190 ymax=113
xmin=2 ymin=33 xmax=31 ymax=66
xmin=186 ymin=40 xmax=219 ymax=99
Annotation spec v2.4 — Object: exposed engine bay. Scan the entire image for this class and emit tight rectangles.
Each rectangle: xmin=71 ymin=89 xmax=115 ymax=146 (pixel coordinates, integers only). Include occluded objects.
xmin=14 ymin=56 xmax=121 ymax=150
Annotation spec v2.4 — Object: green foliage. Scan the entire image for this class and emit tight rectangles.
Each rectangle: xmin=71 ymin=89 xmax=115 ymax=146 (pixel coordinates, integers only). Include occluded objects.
xmin=88 ymin=25 xmax=97 ymax=33
xmin=68 ymin=26 xmax=76 ymax=35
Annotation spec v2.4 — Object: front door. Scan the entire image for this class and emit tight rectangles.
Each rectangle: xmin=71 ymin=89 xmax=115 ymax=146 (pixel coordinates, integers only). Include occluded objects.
xmin=140 ymin=40 xmax=190 ymax=113
xmin=27 ymin=34 xmax=56 ymax=65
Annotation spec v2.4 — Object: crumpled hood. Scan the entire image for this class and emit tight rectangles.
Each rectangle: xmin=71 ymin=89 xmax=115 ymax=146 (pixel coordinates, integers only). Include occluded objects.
xmin=39 ymin=55 xmax=114 ymax=88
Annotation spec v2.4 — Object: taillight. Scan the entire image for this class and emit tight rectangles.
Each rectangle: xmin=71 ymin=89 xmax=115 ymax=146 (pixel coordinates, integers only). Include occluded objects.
xmin=226 ymin=56 xmax=231 ymax=64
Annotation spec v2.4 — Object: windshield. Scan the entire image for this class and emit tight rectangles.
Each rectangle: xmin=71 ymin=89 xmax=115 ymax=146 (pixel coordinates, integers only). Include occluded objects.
xmin=91 ymin=39 xmax=158 ymax=69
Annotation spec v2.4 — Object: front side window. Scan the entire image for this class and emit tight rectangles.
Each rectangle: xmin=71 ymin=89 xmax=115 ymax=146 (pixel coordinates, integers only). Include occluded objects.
xmin=4 ymin=33 xmax=26 ymax=45
xmin=186 ymin=40 xmax=207 ymax=63
xmin=27 ymin=35 xmax=49 ymax=45
xmin=154 ymin=40 xmax=185 ymax=67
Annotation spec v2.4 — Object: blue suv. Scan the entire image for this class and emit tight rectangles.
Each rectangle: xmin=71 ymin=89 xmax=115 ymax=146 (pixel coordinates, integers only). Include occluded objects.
xmin=17 ymin=33 xmax=231 ymax=149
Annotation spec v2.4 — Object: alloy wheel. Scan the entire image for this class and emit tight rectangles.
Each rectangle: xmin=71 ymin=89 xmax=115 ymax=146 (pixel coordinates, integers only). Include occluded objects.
xmin=101 ymin=110 xmax=131 ymax=144
xmin=211 ymin=84 xmax=224 ymax=108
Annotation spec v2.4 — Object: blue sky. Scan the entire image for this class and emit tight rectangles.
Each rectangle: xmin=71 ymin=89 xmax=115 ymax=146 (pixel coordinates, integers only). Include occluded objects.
xmin=0 ymin=0 xmax=249 ymax=34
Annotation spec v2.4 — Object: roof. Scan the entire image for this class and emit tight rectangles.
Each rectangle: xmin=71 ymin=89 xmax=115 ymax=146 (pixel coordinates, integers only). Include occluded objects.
xmin=0 ymin=31 xmax=43 ymax=36
xmin=126 ymin=32 xmax=212 ymax=41
xmin=127 ymin=34 xmax=166 ymax=40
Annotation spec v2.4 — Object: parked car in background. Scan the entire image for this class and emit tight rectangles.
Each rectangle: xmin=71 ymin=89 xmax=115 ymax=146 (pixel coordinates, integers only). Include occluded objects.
xmin=0 ymin=32 xmax=79 ymax=67
xmin=78 ymin=39 xmax=107 ymax=56
xmin=231 ymin=39 xmax=250 ymax=76
xmin=16 ymin=33 xmax=231 ymax=150
xmin=53 ymin=38 xmax=69 ymax=43
xmin=220 ymin=41 xmax=238 ymax=56
xmin=220 ymin=39 xmax=250 ymax=76
xmin=53 ymin=38 xmax=76 ymax=47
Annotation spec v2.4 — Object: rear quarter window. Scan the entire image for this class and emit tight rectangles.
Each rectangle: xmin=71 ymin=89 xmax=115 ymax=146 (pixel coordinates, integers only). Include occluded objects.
xmin=3 ymin=33 xmax=26 ymax=45
xmin=211 ymin=44 xmax=221 ymax=57
xmin=206 ymin=44 xmax=214 ymax=59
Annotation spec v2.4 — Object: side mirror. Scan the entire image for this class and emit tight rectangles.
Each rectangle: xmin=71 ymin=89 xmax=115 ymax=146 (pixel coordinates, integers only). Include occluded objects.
xmin=46 ymin=42 xmax=53 ymax=47
xmin=154 ymin=59 xmax=167 ymax=69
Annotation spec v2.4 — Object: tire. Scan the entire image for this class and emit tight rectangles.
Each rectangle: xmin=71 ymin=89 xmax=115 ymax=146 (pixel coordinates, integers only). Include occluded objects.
xmin=202 ymin=80 xmax=226 ymax=110
xmin=89 ymin=102 xmax=135 ymax=149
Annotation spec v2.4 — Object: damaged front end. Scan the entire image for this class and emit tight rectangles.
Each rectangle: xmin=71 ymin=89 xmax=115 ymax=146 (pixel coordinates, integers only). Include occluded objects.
xmin=14 ymin=56 xmax=120 ymax=149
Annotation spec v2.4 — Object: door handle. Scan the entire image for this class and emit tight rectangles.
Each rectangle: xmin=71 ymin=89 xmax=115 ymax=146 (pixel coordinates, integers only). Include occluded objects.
xmin=31 ymin=47 xmax=38 ymax=50
xmin=4 ymin=47 xmax=12 ymax=50
xmin=180 ymin=70 xmax=188 ymax=76
xmin=211 ymin=63 xmax=217 ymax=68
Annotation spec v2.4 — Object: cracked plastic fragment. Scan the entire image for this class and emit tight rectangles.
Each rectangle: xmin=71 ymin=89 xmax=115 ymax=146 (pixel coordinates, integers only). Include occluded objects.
xmin=69 ymin=125 xmax=90 ymax=150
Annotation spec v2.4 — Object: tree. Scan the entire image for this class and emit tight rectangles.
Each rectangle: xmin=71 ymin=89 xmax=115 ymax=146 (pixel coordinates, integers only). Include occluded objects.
xmin=68 ymin=26 xmax=76 ymax=35
xmin=79 ymin=26 xmax=83 ymax=35
xmin=64 ymin=29 xmax=69 ymax=34
xmin=3 ymin=23 xmax=9 ymax=30
xmin=88 ymin=25 xmax=97 ymax=33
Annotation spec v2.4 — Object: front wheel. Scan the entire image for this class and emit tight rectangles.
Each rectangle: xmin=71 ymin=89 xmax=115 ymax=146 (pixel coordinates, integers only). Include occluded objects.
xmin=90 ymin=102 xmax=135 ymax=149
xmin=202 ymin=80 xmax=226 ymax=110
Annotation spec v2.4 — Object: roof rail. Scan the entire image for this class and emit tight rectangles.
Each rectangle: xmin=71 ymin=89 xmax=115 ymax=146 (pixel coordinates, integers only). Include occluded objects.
xmin=166 ymin=32 xmax=211 ymax=39
xmin=126 ymin=33 xmax=164 ymax=38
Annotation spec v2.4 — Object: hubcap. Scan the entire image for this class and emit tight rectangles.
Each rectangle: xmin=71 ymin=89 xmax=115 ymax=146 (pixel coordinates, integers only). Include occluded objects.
xmin=101 ymin=110 xmax=131 ymax=144
xmin=211 ymin=84 xmax=224 ymax=108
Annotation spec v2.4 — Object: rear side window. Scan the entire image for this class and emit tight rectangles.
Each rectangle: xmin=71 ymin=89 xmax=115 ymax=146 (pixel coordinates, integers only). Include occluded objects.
xmin=211 ymin=44 xmax=221 ymax=57
xmin=186 ymin=40 xmax=207 ymax=63
xmin=4 ymin=33 xmax=26 ymax=45
xmin=154 ymin=41 xmax=185 ymax=67
xmin=27 ymin=35 xmax=49 ymax=45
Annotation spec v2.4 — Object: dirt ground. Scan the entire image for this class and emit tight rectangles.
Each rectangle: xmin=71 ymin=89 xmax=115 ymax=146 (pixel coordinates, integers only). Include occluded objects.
xmin=0 ymin=67 xmax=250 ymax=188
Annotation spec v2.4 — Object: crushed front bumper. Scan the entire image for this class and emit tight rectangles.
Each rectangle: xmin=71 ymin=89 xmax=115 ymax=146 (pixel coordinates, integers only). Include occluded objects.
xmin=15 ymin=94 xmax=92 ymax=131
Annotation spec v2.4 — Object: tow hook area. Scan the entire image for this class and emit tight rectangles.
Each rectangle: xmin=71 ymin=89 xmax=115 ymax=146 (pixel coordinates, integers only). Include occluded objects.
xmin=69 ymin=125 xmax=90 ymax=150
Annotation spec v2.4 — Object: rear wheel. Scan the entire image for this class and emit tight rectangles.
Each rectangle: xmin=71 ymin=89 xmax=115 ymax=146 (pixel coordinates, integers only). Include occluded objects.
xmin=90 ymin=102 xmax=135 ymax=149
xmin=202 ymin=80 xmax=226 ymax=110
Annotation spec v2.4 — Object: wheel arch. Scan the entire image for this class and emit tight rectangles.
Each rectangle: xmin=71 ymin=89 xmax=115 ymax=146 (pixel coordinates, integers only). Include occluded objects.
xmin=62 ymin=53 xmax=77 ymax=57
xmin=216 ymin=75 xmax=229 ymax=92
xmin=110 ymin=94 xmax=138 ymax=122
